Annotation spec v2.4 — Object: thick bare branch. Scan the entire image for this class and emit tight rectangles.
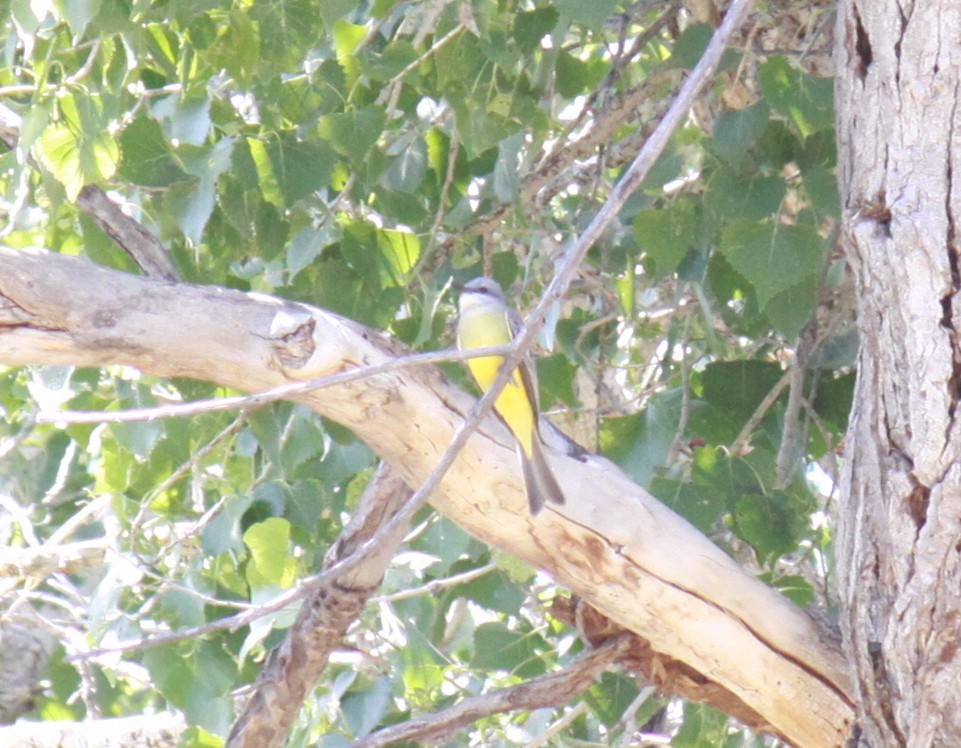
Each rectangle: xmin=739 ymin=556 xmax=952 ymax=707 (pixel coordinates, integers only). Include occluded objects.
xmin=0 ymin=247 xmax=854 ymax=746
xmin=0 ymin=712 xmax=186 ymax=747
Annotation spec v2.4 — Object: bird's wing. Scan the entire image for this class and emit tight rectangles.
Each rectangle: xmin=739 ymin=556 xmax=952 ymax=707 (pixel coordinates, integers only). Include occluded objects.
xmin=506 ymin=306 xmax=542 ymax=415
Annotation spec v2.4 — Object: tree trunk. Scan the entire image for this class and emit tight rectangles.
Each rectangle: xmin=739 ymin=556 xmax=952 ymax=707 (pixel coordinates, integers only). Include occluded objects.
xmin=835 ymin=1 xmax=961 ymax=745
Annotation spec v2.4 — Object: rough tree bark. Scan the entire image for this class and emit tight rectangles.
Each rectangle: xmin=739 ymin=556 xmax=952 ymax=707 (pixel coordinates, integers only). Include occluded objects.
xmin=835 ymin=1 xmax=961 ymax=745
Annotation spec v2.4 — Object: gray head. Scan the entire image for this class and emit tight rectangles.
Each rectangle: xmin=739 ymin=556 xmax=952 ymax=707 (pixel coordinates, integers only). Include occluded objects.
xmin=460 ymin=277 xmax=505 ymax=302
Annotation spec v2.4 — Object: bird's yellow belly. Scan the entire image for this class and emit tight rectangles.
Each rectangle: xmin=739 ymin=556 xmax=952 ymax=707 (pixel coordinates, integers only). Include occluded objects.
xmin=459 ymin=309 xmax=536 ymax=456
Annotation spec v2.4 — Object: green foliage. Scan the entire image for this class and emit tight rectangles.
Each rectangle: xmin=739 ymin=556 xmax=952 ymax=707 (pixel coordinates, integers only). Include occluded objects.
xmin=0 ymin=0 xmax=844 ymax=744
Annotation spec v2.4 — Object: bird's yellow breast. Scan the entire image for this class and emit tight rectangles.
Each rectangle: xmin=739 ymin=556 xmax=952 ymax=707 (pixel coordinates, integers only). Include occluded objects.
xmin=457 ymin=305 xmax=536 ymax=456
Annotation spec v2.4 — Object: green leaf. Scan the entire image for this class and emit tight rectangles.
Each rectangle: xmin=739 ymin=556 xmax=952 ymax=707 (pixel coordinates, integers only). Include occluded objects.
xmin=321 ymin=0 xmax=360 ymax=30
xmin=382 ymin=137 xmax=427 ymax=192
xmin=801 ymin=162 xmax=840 ymax=219
xmin=361 ymin=39 xmax=418 ymax=81
xmin=719 ymin=221 xmax=826 ymax=308
xmin=247 ymin=137 xmax=283 ymax=207
xmin=267 ymin=134 xmax=337 ymax=205
xmin=812 ymin=372 xmax=855 ymax=432
xmin=111 ymin=420 xmax=164 ymax=459
xmin=705 ymin=167 xmax=786 ymax=222
xmin=119 ymin=114 xmax=189 ymax=187
xmin=201 ymin=494 xmax=251 ymax=556
xmin=673 ymin=702 xmax=733 ymax=747
xmin=342 ymin=676 xmax=392 ymax=738
xmin=585 ymin=671 xmax=645 ymax=727
xmin=243 ymin=517 xmax=297 ymax=588
xmin=555 ymin=50 xmax=589 ymax=98
xmin=287 ymin=225 xmax=337 ymax=281
xmin=208 ymin=10 xmax=260 ymax=87
xmin=471 ymin=622 xmax=546 ymax=679
xmin=733 ymin=492 xmax=799 ymax=563
xmin=178 ymin=726 xmax=225 ymax=748
xmin=434 ymin=34 xmax=484 ymax=94
xmin=416 ymin=516 xmax=474 ymax=568
xmin=557 ymin=0 xmax=618 ymax=29
xmin=600 ymin=390 xmax=682 ymax=487
xmin=318 ymin=106 xmax=386 ymax=166
xmin=61 ymin=0 xmax=103 ymax=36
xmin=164 ymin=138 xmax=234 ymax=244
xmin=143 ymin=645 xmax=194 ymax=708
xmin=633 ymin=199 xmax=696 ymax=276
xmin=536 ymin=353 xmax=578 ymax=408
xmin=762 ymin=572 xmax=815 ymax=608
xmin=150 ymin=92 xmax=212 ymax=146
xmin=650 ymin=476 xmax=726 ymax=533
xmin=376 ymin=227 xmax=420 ymax=284
xmin=38 ymin=122 xmax=119 ymax=201
xmin=456 ymin=567 xmax=525 ymax=615
xmin=375 ymin=186 xmax=429 ymax=225
xmin=763 ymin=275 xmax=817 ymax=338
xmin=401 ymin=625 xmax=447 ymax=697
xmin=701 ymin=360 xmax=784 ymax=423
xmin=759 ymin=56 xmax=834 ymax=137
xmin=492 ymin=132 xmax=523 ymax=202
xmin=668 ymin=24 xmax=714 ymax=70
xmin=712 ymin=102 xmax=769 ymax=163
xmin=310 ymin=258 xmax=365 ymax=319
xmin=340 ymin=222 xmax=380 ymax=289
xmin=513 ymin=7 xmax=559 ymax=52
xmin=691 ymin=447 xmax=771 ymax=499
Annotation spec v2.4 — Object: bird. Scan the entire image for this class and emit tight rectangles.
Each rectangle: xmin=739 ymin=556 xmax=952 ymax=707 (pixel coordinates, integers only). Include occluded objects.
xmin=456 ymin=277 xmax=565 ymax=515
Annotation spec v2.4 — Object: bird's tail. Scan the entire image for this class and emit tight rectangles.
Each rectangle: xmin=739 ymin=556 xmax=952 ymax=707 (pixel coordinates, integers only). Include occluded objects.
xmin=520 ymin=437 xmax=565 ymax=515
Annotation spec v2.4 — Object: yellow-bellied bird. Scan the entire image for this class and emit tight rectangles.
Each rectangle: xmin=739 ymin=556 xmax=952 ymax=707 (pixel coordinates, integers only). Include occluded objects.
xmin=456 ymin=277 xmax=565 ymax=515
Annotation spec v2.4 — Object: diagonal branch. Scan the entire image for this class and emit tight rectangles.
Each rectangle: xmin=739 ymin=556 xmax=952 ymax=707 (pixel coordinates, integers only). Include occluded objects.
xmin=352 ymin=635 xmax=633 ymax=748
xmin=227 ymin=463 xmax=412 ymax=748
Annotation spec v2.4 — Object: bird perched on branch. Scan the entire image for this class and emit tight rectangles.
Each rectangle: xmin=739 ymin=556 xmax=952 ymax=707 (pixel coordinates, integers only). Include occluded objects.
xmin=456 ymin=277 xmax=565 ymax=515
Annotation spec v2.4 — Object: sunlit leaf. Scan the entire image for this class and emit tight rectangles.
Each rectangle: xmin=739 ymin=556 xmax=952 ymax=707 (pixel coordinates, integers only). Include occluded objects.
xmin=243 ymin=517 xmax=297 ymax=588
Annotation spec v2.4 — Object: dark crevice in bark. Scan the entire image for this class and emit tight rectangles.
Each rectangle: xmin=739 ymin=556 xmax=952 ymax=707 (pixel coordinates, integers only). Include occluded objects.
xmin=852 ymin=4 xmax=872 ymax=81
xmin=906 ymin=480 xmax=930 ymax=530
xmin=860 ymin=191 xmax=892 ymax=236
xmin=893 ymin=5 xmax=909 ymax=81
xmin=845 ymin=722 xmax=864 ymax=748
xmin=868 ymin=643 xmax=907 ymax=746
xmin=942 ymin=100 xmax=961 ymax=431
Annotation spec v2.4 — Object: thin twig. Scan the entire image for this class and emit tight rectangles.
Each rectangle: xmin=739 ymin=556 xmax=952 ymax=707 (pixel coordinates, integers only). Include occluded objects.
xmin=373 ymin=562 xmax=496 ymax=603
xmin=730 ymin=369 xmax=792 ymax=455
xmin=667 ymin=312 xmax=694 ymax=464
xmin=38 ymin=344 xmax=513 ymax=425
